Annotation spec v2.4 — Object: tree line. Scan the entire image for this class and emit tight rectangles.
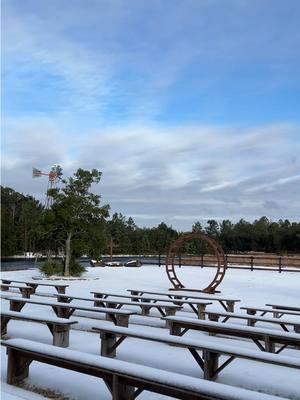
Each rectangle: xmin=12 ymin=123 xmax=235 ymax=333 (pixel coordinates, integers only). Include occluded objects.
xmin=1 ymin=179 xmax=300 ymax=260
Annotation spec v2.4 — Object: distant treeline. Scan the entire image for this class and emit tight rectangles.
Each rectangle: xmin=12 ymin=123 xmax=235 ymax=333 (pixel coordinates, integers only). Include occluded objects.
xmin=1 ymin=186 xmax=300 ymax=257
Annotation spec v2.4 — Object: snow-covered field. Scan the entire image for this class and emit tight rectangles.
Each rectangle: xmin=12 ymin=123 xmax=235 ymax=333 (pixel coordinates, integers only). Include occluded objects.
xmin=1 ymin=265 xmax=300 ymax=400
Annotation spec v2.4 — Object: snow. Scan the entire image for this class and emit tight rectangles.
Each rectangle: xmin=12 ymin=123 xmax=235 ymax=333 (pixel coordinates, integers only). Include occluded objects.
xmin=90 ymin=290 xmax=214 ymax=305
xmin=2 ymin=296 xmax=136 ymax=315
xmin=240 ymin=306 xmax=300 ymax=316
xmin=0 ymin=384 xmax=51 ymax=400
xmin=1 ymin=265 xmax=300 ymax=399
xmin=54 ymin=293 xmax=183 ymax=308
xmin=164 ymin=315 xmax=300 ymax=338
xmin=1 ymin=278 xmax=68 ymax=287
xmin=1 ymin=310 xmax=76 ymax=324
xmin=201 ymin=310 xmax=300 ymax=326
xmin=127 ymin=288 xmax=241 ymax=301
xmin=1 ymin=338 xmax=292 ymax=400
xmin=91 ymin=322 xmax=300 ymax=368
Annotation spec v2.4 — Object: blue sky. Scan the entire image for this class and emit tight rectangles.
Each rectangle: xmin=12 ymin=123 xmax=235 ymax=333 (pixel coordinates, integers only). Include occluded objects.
xmin=2 ymin=0 xmax=300 ymax=229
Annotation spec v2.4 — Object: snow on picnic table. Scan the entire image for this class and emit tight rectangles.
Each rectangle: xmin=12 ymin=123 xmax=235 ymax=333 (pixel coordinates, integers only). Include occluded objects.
xmin=1 ymin=265 xmax=300 ymax=400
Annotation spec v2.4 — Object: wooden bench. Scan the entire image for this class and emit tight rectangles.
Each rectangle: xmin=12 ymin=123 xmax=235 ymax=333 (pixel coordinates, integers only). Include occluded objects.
xmin=92 ymin=323 xmax=300 ymax=380
xmin=241 ymin=306 xmax=300 ymax=319
xmin=91 ymin=291 xmax=212 ymax=319
xmin=1 ymin=279 xmax=68 ymax=294
xmin=1 ymin=284 xmax=34 ymax=298
xmin=2 ymin=338 xmax=289 ymax=400
xmin=164 ymin=316 xmax=300 ymax=353
xmin=55 ymin=294 xmax=182 ymax=318
xmin=128 ymin=289 xmax=240 ymax=312
xmin=1 ymin=311 xmax=77 ymax=347
xmin=205 ymin=311 xmax=300 ymax=333
xmin=266 ymin=303 xmax=300 ymax=314
xmin=2 ymin=296 xmax=135 ymax=327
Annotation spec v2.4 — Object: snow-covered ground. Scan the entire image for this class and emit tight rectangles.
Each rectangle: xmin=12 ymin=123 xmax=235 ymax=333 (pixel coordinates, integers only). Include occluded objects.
xmin=1 ymin=265 xmax=300 ymax=400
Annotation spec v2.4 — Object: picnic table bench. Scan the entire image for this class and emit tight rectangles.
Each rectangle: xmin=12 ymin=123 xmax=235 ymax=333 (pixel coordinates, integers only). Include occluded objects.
xmin=1 ymin=284 xmax=34 ymax=298
xmin=2 ymin=338 xmax=290 ymax=400
xmin=2 ymin=296 xmax=135 ymax=327
xmin=266 ymin=303 xmax=300 ymax=313
xmin=240 ymin=306 xmax=300 ymax=319
xmin=92 ymin=323 xmax=300 ymax=380
xmin=127 ymin=289 xmax=240 ymax=312
xmin=1 ymin=311 xmax=77 ymax=347
xmin=205 ymin=311 xmax=300 ymax=333
xmin=164 ymin=316 xmax=300 ymax=353
xmin=91 ymin=291 xmax=212 ymax=319
xmin=55 ymin=294 xmax=181 ymax=318
xmin=1 ymin=279 xmax=68 ymax=294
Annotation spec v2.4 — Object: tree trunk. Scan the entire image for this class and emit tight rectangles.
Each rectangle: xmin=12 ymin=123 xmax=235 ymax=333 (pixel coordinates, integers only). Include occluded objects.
xmin=64 ymin=233 xmax=72 ymax=277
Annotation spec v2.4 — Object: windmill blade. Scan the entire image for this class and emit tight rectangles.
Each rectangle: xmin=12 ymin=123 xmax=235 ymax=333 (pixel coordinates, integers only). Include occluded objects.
xmin=32 ymin=167 xmax=42 ymax=177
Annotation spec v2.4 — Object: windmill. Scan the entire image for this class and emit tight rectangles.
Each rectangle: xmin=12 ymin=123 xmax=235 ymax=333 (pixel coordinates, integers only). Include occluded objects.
xmin=32 ymin=164 xmax=62 ymax=208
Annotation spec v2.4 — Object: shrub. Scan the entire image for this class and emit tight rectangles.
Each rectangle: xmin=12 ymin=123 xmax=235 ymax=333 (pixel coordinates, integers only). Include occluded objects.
xmin=39 ymin=260 xmax=64 ymax=276
xmin=39 ymin=259 xmax=86 ymax=277
xmin=68 ymin=259 xmax=86 ymax=276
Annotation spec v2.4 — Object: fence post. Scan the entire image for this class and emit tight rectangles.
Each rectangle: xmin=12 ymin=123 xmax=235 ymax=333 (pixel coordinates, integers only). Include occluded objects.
xmin=179 ymin=253 xmax=182 ymax=268
xmin=201 ymin=253 xmax=204 ymax=268
xmin=251 ymin=256 xmax=254 ymax=271
xmin=279 ymin=256 xmax=282 ymax=273
xmin=225 ymin=254 xmax=228 ymax=270
xmin=158 ymin=254 xmax=161 ymax=268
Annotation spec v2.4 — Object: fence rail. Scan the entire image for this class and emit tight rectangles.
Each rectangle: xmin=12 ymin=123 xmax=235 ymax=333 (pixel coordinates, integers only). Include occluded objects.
xmin=140 ymin=254 xmax=300 ymax=273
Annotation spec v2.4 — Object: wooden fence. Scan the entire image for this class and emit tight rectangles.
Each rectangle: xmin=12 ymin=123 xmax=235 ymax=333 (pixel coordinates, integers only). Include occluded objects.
xmin=154 ymin=254 xmax=300 ymax=272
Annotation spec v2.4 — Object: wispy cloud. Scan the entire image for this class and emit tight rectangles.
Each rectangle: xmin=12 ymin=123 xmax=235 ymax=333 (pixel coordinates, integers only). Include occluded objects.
xmin=3 ymin=1 xmax=300 ymax=121
xmin=2 ymin=1 xmax=300 ymax=228
xmin=247 ymin=174 xmax=300 ymax=193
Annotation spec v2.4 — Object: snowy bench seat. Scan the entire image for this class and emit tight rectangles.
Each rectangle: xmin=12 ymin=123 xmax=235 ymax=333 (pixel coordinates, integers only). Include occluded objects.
xmin=1 ymin=311 xmax=77 ymax=347
xmin=266 ymin=303 xmax=300 ymax=313
xmin=91 ymin=291 xmax=212 ymax=319
xmin=1 ymin=279 xmax=68 ymax=294
xmin=127 ymin=289 xmax=240 ymax=312
xmin=240 ymin=306 xmax=300 ymax=319
xmin=164 ymin=316 xmax=300 ymax=353
xmin=2 ymin=296 xmax=135 ymax=327
xmin=205 ymin=311 xmax=300 ymax=333
xmin=1 ymin=284 xmax=35 ymax=299
xmin=92 ymin=323 xmax=300 ymax=380
xmin=2 ymin=338 xmax=289 ymax=400
xmin=55 ymin=294 xmax=182 ymax=319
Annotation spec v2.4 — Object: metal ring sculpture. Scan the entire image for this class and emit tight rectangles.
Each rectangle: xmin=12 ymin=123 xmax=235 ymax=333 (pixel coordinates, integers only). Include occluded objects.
xmin=166 ymin=233 xmax=227 ymax=293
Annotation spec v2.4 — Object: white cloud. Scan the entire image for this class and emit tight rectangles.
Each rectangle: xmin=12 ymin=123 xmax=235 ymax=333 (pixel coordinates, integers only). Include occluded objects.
xmin=2 ymin=118 xmax=299 ymax=228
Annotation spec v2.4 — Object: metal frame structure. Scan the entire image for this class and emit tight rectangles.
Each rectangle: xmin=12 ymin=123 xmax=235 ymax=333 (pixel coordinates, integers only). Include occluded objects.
xmin=32 ymin=165 xmax=61 ymax=209
xmin=165 ymin=233 xmax=227 ymax=293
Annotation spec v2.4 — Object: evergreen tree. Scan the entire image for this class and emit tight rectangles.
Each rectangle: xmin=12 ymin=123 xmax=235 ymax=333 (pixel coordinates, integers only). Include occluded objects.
xmin=46 ymin=169 xmax=109 ymax=276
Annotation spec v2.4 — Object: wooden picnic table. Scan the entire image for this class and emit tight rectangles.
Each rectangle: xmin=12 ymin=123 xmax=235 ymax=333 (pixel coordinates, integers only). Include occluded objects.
xmin=91 ymin=291 xmax=212 ymax=319
xmin=266 ymin=303 xmax=300 ymax=313
xmin=2 ymin=338 xmax=290 ymax=400
xmin=164 ymin=315 xmax=300 ymax=353
xmin=241 ymin=306 xmax=300 ymax=319
xmin=1 ymin=284 xmax=34 ymax=298
xmin=204 ymin=310 xmax=300 ymax=333
xmin=1 ymin=279 xmax=68 ymax=294
xmin=92 ymin=322 xmax=300 ymax=380
xmin=55 ymin=293 xmax=182 ymax=318
xmin=1 ymin=310 xmax=77 ymax=347
xmin=127 ymin=289 xmax=240 ymax=312
xmin=2 ymin=296 xmax=135 ymax=327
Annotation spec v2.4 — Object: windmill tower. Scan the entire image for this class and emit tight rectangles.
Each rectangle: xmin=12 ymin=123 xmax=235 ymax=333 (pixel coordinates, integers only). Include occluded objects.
xmin=32 ymin=164 xmax=62 ymax=208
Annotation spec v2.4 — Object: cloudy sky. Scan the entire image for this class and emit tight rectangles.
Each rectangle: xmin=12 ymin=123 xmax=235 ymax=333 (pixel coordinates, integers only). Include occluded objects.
xmin=2 ymin=0 xmax=300 ymax=230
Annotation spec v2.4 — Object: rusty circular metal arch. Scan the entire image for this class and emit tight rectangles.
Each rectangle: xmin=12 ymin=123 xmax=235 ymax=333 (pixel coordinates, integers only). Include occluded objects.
xmin=165 ymin=233 xmax=227 ymax=293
